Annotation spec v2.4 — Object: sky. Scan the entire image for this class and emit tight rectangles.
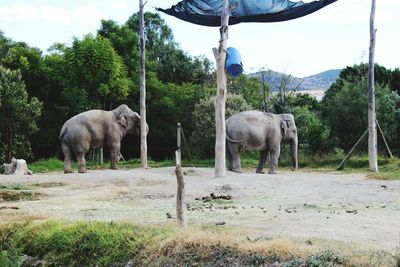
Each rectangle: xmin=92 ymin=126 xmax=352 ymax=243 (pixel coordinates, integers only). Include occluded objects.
xmin=0 ymin=0 xmax=399 ymax=78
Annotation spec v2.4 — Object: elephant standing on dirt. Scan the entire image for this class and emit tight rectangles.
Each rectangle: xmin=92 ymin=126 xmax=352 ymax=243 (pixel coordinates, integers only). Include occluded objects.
xmin=226 ymin=110 xmax=298 ymax=174
xmin=59 ymin=104 xmax=147 ymax=173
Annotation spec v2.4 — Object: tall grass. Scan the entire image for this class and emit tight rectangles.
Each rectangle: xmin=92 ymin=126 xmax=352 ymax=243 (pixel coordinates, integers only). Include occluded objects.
xmin=0 ymin=221 xmax=396 ymax=267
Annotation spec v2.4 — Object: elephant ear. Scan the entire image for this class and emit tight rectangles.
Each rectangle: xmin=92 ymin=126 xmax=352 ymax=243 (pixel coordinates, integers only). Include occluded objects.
xmin=281 ymin=120 xmax=289 ymax=136
xmin=117 ymin=113 xmax=127 ymax=127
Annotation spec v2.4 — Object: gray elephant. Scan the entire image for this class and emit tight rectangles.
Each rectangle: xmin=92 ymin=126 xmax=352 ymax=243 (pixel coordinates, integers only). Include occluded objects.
xmin=59 ymin=104 xmax=146 ymax=173
xmin=226 ymin=110 xmax=298 ymax=174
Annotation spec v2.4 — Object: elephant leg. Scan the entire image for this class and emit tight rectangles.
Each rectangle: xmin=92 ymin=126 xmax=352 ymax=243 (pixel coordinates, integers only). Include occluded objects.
xmin=256 ymin=150 xmax=268 ymax=174
xmin=268 ymin=147 xmax=280 ymax=174
xmin=76 ymin=152 xmax=87 ymax=173
xmin=62 ymin=142 xmax=73 ymax=174
xmin=227 ymin=147 xmax=233 ymax=171
xmin=232 ymin=152 xmax=242 ymax=173
xmin=227 ymin=144 xmax=241 ymax=173
xmin=109 ymin=143 xmax=121 ymax=170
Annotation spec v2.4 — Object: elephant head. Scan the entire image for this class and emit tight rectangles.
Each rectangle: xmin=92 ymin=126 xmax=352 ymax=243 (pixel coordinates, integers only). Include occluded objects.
xmin=279 ymin=114 xmax=298 ymax=171
xmin=112 ymin=105 xmax=142 ymax=135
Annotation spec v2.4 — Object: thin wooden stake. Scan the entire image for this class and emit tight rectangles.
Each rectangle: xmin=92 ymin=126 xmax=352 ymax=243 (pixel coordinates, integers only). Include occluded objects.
xmin=368 ymin=0 xmax=378 ymax=172
xmin=337 ymin=129 xmax=368 ymax=170
xmin=376 ymin=120 xmax=393 ymax=158
xmin=139 ymin=0 xmax=148 ymax=168
xmin=175 ymin=150 xmax=186 ymax=227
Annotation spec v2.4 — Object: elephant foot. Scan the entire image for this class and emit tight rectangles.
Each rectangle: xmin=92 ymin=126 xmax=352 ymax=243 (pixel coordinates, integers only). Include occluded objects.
xmin=268 ymin=169 xmax=277 ymax=174
xmin=229 ymin=168 xmax=242 ymax=173
xmin=64 ymin=169 xmax=73 ymax=174
xmin=111 ymin=166 xmax=118 ymax=170
xmin=78 ymin=168 xmax=87 ymax=173
xmin=256 ymin=170 xmax=265 ymax=174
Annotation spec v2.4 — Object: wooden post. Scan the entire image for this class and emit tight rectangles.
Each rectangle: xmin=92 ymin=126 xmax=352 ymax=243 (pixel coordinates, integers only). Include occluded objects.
xmin=139 ymin=0 xmax=148 ymax=168
xmin=175 ymin=150 xmax=185 ymax=227
xmin=177 ymin=123 xmax=181 ymax=164
xmin=368 ymin=0 xmax=378 ymax=172
xmin=213 ymin=0 xmax=230 ymax=177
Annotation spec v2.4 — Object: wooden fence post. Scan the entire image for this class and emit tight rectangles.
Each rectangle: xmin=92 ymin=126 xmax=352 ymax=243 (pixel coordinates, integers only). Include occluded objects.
xmin=175 ymin=150 xmax=185 ymax=227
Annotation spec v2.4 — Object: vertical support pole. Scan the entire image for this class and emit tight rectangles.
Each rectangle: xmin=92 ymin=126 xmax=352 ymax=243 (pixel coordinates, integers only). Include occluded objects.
xmin=368 ymin=0 xmax=378 ymax=172
xmin=139 ymin=0 xmax=148 ymax=168
xmin=213 ymin=0 xmax=230 ymax=178
xmin=177 ymin=123 xmax=181 ymax=164
xmin=175 ymin=150 xmax=186 ymax=227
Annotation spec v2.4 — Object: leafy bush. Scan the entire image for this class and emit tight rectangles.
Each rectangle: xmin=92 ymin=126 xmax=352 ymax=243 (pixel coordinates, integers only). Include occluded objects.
xmin=322 ymin=77 xmax=400 ymax=152
xmin=190 ymin=93 xmax=252 ymax=157
xmin=293 ymin=107 xmax=335 ymax=153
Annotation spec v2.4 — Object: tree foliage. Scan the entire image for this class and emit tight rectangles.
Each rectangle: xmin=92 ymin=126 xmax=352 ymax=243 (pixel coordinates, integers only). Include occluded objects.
xmin=190 ymin=94 xmax=253 ymax=157
xmin=321 ymin=64 xmax=400 ymax=151
xmin=63 ymin=34 xmax=131 ymax=112
xmin=0 ymin=66 xmax=42 ymax=162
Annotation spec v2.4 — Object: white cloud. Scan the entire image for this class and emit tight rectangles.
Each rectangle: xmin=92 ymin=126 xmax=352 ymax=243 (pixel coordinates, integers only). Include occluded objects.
xmin=39 ymin=5 xmax=72 ymax=25
xmin=111 ymin=1 xmax=129 ymax=10
xmin=75 ymin=6 xmax=103 ymax=26
xmin=0 ymin=3 xmax=38 ymax=22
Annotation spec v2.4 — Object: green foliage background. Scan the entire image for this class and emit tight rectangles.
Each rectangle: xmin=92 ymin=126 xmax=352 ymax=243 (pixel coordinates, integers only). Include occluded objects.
xmin=0 ymin=14 xmax=399 ymax=163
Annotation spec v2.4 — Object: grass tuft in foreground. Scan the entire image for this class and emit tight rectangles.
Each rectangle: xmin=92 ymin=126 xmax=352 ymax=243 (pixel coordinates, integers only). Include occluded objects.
xmin=0 ymin=221 xmax=397 ymax=267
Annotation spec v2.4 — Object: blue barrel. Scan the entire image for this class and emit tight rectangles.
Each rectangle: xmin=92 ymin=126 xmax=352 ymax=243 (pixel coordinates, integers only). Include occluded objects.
xmin=225 ymin=47 xmax=243 ymax=77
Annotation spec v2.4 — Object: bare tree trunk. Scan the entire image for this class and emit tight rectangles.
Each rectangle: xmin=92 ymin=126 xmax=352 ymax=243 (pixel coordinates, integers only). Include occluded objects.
xmin=139 ymin=0 xmax=148 ymax=168
xmin=213 ymin=0 xmax=230 ymax=178
xmin=368 ymin=0 xmax=378 ymax=172
xmin=6 ymin=122 xmax=12 ymax=163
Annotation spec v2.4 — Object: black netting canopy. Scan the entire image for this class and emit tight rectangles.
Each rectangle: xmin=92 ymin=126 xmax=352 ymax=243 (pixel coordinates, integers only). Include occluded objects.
xmin=157 ymin=0 xmax=337 ymax=27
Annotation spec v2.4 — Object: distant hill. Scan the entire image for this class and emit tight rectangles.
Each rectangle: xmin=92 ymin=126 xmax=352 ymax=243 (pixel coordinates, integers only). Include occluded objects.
xmin=249 ymin=69 xmax=341 ymax=92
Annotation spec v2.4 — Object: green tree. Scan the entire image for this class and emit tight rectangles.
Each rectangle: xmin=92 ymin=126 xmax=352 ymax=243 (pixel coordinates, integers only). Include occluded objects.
xmin=190 ymin=94 xmax=252 ymax=157
xmin=293 ymin=107 xmax=334 ymax=153
xmin=126 ymin=12 xmax=213 ymax=85
xmin=322 ymin=78 xmax=400 ymax=151
xmin=63 ymin=34 xmax=131 ymax=113
xmin=0 ymin=66 xmax=42 ymax=162
xmin=97 ymin=19 xmax=140 ymax=77
xmin=228 ymin=74 xmax=263 ymax=109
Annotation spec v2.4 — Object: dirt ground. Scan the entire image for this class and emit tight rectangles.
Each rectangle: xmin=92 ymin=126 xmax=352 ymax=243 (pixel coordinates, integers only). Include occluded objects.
xmin=1 ymin=167 xmax=399 ymax=252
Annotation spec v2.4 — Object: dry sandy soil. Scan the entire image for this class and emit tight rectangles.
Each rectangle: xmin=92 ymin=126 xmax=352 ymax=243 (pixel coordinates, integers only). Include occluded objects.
xmin=1 ymin=167 xmax=399 ymax=252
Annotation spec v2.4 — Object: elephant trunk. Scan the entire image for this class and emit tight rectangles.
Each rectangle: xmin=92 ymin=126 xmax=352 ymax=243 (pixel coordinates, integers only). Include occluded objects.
xmin=290 ymin=137 xmax=298 ymax=171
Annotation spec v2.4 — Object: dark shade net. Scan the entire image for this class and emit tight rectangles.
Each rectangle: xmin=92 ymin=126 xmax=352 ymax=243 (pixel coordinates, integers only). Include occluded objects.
xmin=157 ymin=0 xmax=337 ymax=27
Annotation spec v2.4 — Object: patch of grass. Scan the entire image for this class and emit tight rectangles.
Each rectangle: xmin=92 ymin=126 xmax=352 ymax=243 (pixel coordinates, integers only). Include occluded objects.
xmin=0 ymin=184 xmax=35 ymax=190
xmin=29 ymin=151 xmax=400 ymax=179
xmin=0 ymin=190 xmax=42 ymax=202
xmin=29 ymin=157 xmax=65 ymax=173
xmin=0 ymin=221 xmax=397 ymax=266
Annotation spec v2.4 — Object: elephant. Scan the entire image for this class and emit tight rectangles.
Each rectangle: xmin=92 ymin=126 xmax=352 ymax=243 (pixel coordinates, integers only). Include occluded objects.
xmin=59 ymin=104 xmax=147 ymax=173
xmin=226 ymin=110 xmax=298 ymax=174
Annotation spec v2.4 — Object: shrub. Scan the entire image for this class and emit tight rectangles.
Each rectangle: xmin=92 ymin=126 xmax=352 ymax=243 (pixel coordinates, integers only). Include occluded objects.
xmin=190 ymin=94 xmax=252 ymax=158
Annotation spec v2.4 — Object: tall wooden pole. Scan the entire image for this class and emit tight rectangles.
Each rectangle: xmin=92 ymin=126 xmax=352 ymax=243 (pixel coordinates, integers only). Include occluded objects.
xmin=212 ymin=0 xmax=230 ymax=177
xmin=368 ymin=0 xmax=378 ymax=172
xmin=139 ymin=0 xmax=148 ymax=168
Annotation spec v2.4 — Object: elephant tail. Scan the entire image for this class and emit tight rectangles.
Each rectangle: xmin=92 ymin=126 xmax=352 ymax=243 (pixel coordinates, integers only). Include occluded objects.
xmin=226 ymin=133 xmax=245 ymax=143
xmin=59 ymin=127 xmax=68 ymax=140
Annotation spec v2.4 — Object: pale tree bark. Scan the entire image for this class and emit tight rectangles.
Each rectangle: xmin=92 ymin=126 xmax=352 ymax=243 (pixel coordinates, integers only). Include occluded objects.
xmin=139 ymin=0 xmax=148 ymax=168
xmin=175 ymin=151 xmax=186 ymax=227
xmin=368 ymin=0 xmax=378 ymax=172
xmin=213 ymin=0 xmax=230 ymax=177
